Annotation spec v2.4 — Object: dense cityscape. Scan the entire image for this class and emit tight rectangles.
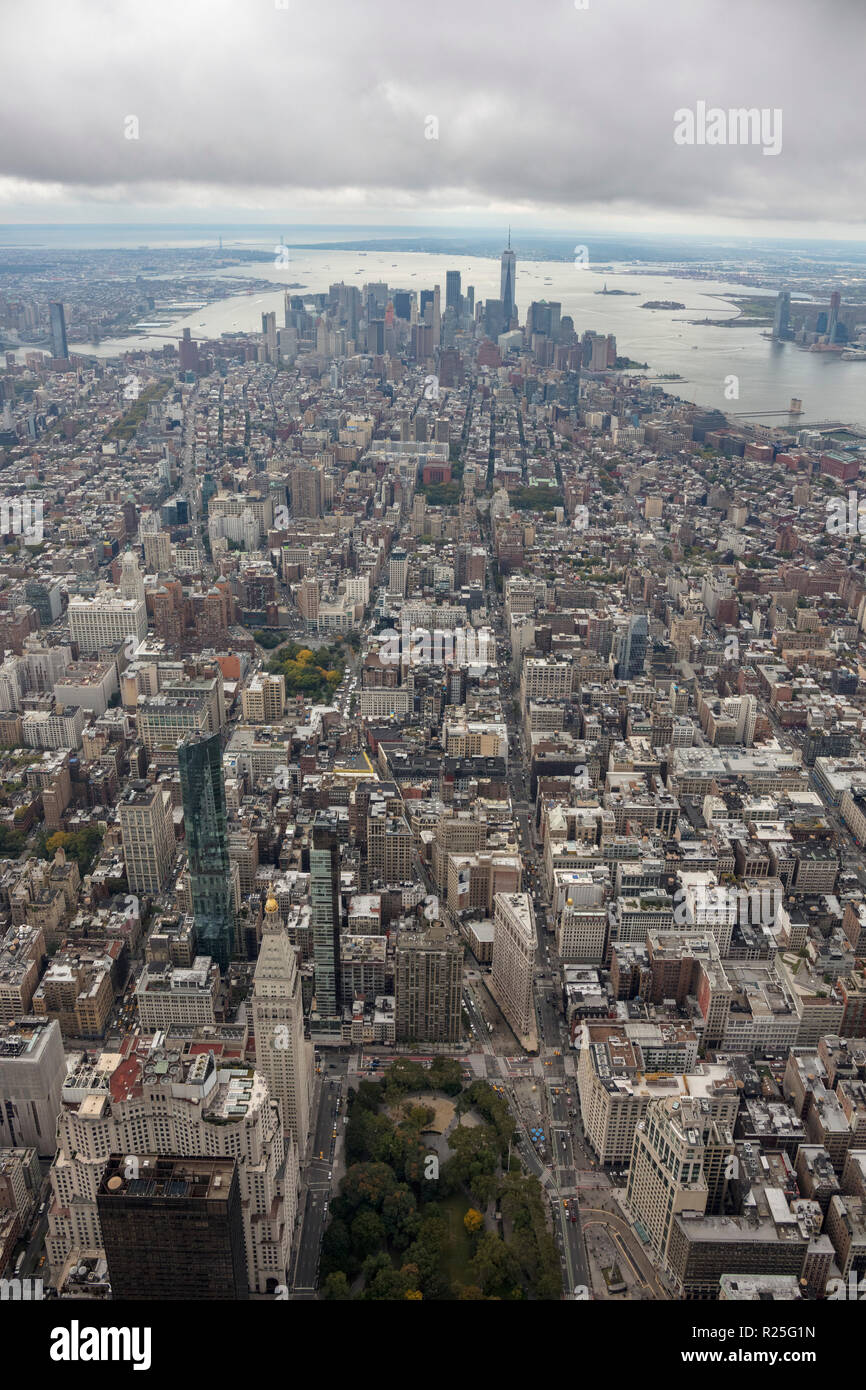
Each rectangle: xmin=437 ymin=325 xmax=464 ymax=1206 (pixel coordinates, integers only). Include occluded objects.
xmin=1 ymin=232 xmax=866 ymax=1318
xmin=2 ymin=0 xmax=866 ymax=1369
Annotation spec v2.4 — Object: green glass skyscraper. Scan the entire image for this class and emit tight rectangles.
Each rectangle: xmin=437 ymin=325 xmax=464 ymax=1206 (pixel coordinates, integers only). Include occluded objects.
xmin=179 ymin=731 xmax=235 ymax=971
xmin=310 ymin=810 xmax=341 ymax=1019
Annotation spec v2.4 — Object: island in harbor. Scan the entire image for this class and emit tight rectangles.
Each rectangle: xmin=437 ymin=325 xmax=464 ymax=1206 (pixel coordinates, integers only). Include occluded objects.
xmin=641 ymin=299 xmax=686 ymax=310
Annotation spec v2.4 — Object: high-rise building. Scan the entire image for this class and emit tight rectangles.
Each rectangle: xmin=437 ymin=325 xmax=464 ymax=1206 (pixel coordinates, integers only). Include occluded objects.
xmin=669 ymin=1203 xmax=814 ymax=1300
xmin=24 ymin=576 xmax=63 ymax=626
xmin=411 ymin=322 xmax=433 ymax=361
xmin=521 ymin=655 xmax=573 ymax=703
xmin=483 ymin=299 xmax=506 ymax=341
xmin=626 ymin=1095 xmax=735 ymax=1267
xmin=389 ymin=548 xmax=408 ymax=595
xmin=241 ymin=673 xmax=286 ymax=723
xmin=98 ymin=1154 xmax=249 ymax=1300
xmin=137 ymin=688 xmax=214 ymax=751
xmin=577 ymin=1026 xmax=737 ymax=1166
xmin=261 ymin=311 xmax=277 ymax=362
xmin=119 ymin=549 xmax=146 ymax=605
xmin=772 ymin=291 xmax=791 ymax=341
xmin=365 ymin=282 xmax=388 ymax=320
xmin=446 ymin=270 xmax=462 ymax=316
xmin=392 ymin=290 xmax=413 ymax=322
xmin=500 ymin=233 xmax=516 ymax=326
xmin=0 ymin=1017 xmax=66 ymax=1156
xmin=0 ymin=1146 xmax=40 ymax=1229
xmin=329 ymin=280 xmax=362 ymax=336
xmin=582 ymin=330 xmax=616 ymax=370
xmin=367 ymin=319 xmax=385 ymax=354
xmin=47 ymin=1043 xmax=299 ymax=1294
xmin=827 ymin=290 xmax=842 ymax=344
xmin=492 ymin=892 xmax=535 ymax=1041
xmin=251 ymin=893 xmax=314 ymax=1154
xmin=142 ymin=529 xmax=172 ymax=571
xmin=615 ymin=614 xmax=648 ymax=680
xmin=292 ymin=463 xmax=323 ymax=518
xmin=119 ymin=783 xmax=176 ymax=895
xmin=395 ymin=923 xmax=463 ymax=1044
xmin=310 ymin=810 xmax=342 ymax=1020
xmin=136 ymin=955 xmax=220 ymax=1030
xmin=720 ymin=693 xmax=758 ymax=746
xmin=0 ymin=923 xmax=44 ymax=1020
xmin=366 ymin=804 xmax=414 ymax=883
xmin=179 ymin=327 xmax=199 ymax=374
xmin=527 ymin=301 xmax=557 ymax=337
xmin=179 ymin=732 xmax=235 ymax=972
xmin=438 ymin=346 xmax=463 ymax=388
xmin=49 ymin=302 xmax=68 ymax=360
xmin=297 ymin=576 xmax=319 ymax=625
xmin=67 ymin=594 xmax=148 ymax=655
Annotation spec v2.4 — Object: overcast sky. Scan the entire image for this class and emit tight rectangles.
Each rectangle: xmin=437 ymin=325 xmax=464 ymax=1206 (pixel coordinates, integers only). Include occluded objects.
xmin=1 ymin=0 xmax=864 ymax=240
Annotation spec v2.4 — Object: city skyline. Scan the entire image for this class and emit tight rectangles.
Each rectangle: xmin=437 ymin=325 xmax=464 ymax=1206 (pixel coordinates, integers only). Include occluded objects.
xmin=1 ymin=0 xmax=865 ymax=1346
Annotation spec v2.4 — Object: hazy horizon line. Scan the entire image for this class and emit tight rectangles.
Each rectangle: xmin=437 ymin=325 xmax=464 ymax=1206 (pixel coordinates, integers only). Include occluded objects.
xmin=2 ymin=222 xmax=866 ymax=251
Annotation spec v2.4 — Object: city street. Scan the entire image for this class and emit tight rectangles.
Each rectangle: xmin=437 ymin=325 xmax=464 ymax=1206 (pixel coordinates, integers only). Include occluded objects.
xmin=291 ymin=1072 xmax=343 ymax=1297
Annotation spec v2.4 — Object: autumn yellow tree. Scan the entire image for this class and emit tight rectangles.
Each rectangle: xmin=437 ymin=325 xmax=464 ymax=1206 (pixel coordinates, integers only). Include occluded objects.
xmin=464 ymin=1208 xmax=483 ymax=1234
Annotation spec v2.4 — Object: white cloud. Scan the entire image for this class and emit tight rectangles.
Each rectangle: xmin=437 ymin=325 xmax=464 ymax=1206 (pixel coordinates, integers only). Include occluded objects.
xmin=0 ymin=0 xmax=864 ymax=234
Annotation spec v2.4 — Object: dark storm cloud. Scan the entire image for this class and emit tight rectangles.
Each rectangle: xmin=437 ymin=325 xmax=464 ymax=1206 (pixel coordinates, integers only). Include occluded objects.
xmin=1 ymin=0 xmax=864 ymax=225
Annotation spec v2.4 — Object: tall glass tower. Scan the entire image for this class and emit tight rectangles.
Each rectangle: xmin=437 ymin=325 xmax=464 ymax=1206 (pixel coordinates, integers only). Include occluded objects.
xmin=179 ymin=731 xmax=235 ymax=971
xmin=446 ymin=270 xmax=462 ymax=315
xmin=49 ymin=302 xmax=68 ymax=360
xmin=310 ymin=810 xmax=341 ymax=1018
xmin=618 ymin=614 xmax=648 ymax=680
xmin=500 ymin=231 xmax=516 ymax=327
